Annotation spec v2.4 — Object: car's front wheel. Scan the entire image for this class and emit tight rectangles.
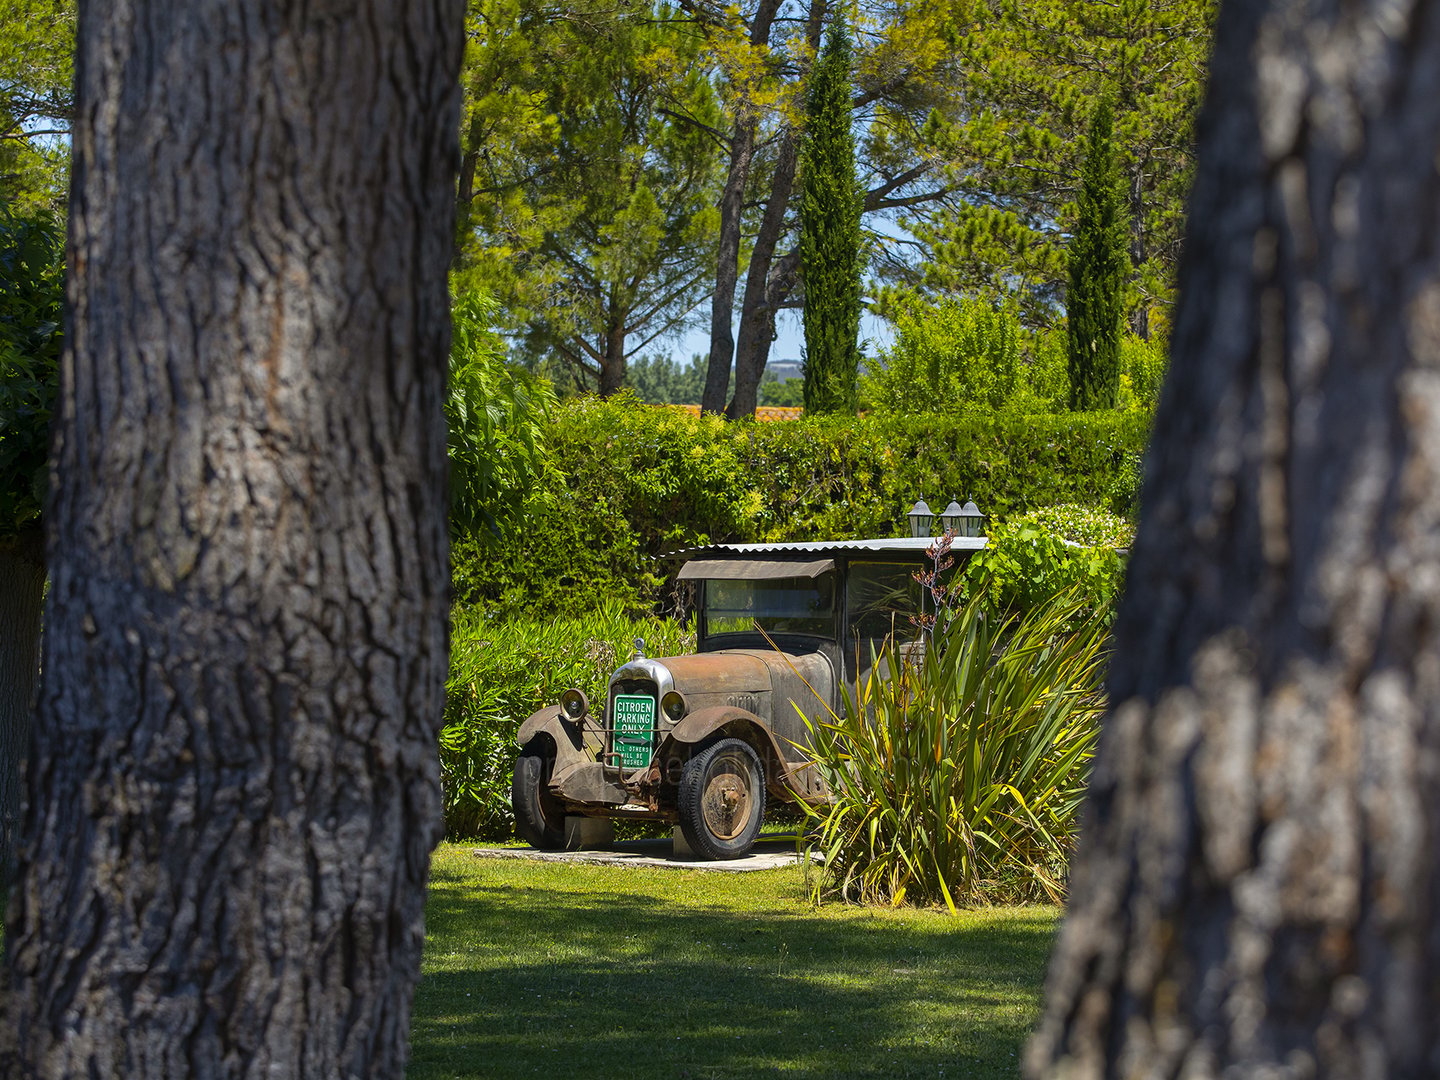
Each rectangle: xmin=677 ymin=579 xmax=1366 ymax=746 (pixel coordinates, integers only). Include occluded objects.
xmin=511 ymin=741 xmax=566 ymax=850
xmin=678 ymin=737 xmax=766 ymax=859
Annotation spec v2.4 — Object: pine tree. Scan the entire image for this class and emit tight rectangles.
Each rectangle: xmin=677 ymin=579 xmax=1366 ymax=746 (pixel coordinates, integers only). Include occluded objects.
xmin=900 ymin=0 xmax=1215 ymax=332
xmin=457 ymin=2 xmax=723 ymax=396
xmin=800 ymin=17 xmax=863 ymax=415
xmin=1067 ymin=95 xmax=1130 ymax=410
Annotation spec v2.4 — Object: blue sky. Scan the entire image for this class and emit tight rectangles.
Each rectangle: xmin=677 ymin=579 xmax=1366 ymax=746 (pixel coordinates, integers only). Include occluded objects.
xmin=668 ymin=308 xmax=895 ymax=371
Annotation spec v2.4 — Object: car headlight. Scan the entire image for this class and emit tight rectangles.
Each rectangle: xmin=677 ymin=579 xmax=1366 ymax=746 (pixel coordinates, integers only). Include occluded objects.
xmin=661 ymin=690 xmax=686 ymax=721
xmin=560 ymin=688 xmax=589 ymax=720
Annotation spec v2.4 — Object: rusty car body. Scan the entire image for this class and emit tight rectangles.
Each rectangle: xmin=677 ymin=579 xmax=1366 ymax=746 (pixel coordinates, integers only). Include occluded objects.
xmin=511 ymin=536 xmax=985 ymax=859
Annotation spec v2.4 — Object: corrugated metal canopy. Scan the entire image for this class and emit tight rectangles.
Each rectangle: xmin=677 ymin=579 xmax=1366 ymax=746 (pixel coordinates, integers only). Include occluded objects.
xmin=677 ymin=557 xmax=835 ymax=581
xmin=675 ymin=536 xmax=989 ymax=559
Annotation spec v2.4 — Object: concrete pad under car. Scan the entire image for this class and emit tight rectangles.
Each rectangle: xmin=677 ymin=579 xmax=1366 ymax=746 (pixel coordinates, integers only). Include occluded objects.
xmin=471 ymin=836 xmax=818 ymax=873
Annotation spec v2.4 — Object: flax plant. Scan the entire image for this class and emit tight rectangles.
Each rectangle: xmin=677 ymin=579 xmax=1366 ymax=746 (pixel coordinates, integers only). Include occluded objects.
xmin=801 ymin=588 xmax=1109 ymax=910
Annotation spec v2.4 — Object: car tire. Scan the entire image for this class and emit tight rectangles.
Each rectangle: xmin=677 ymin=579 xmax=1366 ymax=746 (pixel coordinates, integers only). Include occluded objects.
xmin=512 ymin=741 xmax=566 ymax=850
xmin=678 ymin=738 xmax=766 ymax=860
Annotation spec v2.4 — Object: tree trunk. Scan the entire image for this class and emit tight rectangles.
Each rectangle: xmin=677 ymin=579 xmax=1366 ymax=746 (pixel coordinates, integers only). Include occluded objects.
xmin=701 ymin=112 xmax=756 ymax=415
xmin=728 ymin=126 xmax=800 ymax=419
xmin=599 ymin=314 xmax=627 ymax=397
xmin=730 ymin=248 xmax=801 ymax=419
xmin=723 ymin=0 xmax=824 ymax=420
xmin=701 ymin=0 xmax=785 ymax=416
xmin=454 ymin=110 xmax=484 ymax=263
xmin=1129 ymin=164 xmax=1149 ymax=339
xmin=0 ymin=1 xmax=463 ymax=1076
xmin=1028 ymin=2 xmax=1440 ymax=1076
xmin=0 ymin=528 xmax=44 ymax=892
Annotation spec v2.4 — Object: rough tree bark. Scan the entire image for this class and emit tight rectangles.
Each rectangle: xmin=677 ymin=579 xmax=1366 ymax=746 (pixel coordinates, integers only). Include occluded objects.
xmin=0 ymin=528 xmax=44 ymax=890
xmin=0 ymin=1 xmax=464 ymax=1076
xmin=1129 ymin=164 xmax=1150 ymax=340
xmin=1028 ymin=1 xmax=1440 ymax=1076
xmin=726 ymin=0 xmax=826 ymax=420
xmin=727 ymin=128 xmax=800 ymax=420
xmin=701 ymin=113 xmax=757 ymax=415
xmin=599 ymin=310 xmax=627 ymax=397
xmin=701 ymin=0 xmax=784 ymax=416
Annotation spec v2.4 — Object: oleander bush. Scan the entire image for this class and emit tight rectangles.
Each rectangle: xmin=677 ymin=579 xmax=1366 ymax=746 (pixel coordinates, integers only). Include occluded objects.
xmin=441 ymin=599 xmax=694 ymax=839
xmin=446 ymin=289 xmax=556 ymax=539
xmin=803 ymin=586 xmax=1110 ymax=909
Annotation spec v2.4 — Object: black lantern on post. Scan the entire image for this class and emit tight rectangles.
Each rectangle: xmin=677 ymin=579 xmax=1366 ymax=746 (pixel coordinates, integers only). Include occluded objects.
xmin=940 ymin=501 xmax=964 ymax=535
xmin=907 ymin=500 xmax=934 ymax=538
xmin=955 ymin=500 xmax=985 ymax=538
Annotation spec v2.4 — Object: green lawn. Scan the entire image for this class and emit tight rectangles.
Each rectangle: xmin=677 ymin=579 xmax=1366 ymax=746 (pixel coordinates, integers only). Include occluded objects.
xmin=411 ymin=843 xmax=1059 ymax=1079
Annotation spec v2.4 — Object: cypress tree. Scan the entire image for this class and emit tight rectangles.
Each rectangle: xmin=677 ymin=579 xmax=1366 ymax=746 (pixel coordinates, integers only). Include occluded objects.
xmin=800 ymin=17 xmax=863 ymax=415
xmin=1067 ymin=95 xmax=1130 ymax=410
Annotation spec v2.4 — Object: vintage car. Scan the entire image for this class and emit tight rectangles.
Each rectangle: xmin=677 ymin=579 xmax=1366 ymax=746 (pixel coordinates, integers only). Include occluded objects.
xmin=510 ymin=534 xmax=985 ymax=859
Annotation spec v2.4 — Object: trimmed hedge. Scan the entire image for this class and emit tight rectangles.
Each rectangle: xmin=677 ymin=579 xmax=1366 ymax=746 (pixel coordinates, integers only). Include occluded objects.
xmin=458 ymin=395 xmax=1149 ymax=615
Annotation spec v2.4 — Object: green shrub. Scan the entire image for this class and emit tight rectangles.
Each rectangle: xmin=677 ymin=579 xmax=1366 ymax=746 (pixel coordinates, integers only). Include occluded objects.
xmin=862 ymin=301 xmax=1167 ymax=419
xmin=452 ymin=397 xmax=1151 ymax=614
xmin=1119 ymin=332 xmax=1168 ymax=410
xmin=452 ymin=395 xmax=760 ymax=614
xmin=441 ymin=600 xmax=694 ymax=838
xmin=803 ymin=587 xmax=1110 ymax=909
xmin=863 ymin=298 xmax=1029 ymax=414
xmin=961 ymin=519 xmax=1126 ymax=621
xmin=446 ymin=288 xmax=557 ymax=538
xmin=1011 ymin=503 xmax=1133 ymax=548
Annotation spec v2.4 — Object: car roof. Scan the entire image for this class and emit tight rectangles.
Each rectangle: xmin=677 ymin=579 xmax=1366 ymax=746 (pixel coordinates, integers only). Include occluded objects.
xmin=676 ymin=536 xmax=988 ymax=559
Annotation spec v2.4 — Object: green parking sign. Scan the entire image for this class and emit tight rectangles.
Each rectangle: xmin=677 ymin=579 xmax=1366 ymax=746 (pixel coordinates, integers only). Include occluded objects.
xmin=613 ymin=694 xmax=656 ymax=770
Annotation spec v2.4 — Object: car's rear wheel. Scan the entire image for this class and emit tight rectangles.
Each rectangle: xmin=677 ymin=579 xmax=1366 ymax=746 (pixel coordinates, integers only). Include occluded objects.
xmin=678 ymin=738 xmax=766 ymax=860
xmin=512 ymin=741 xmax=566 ymax=850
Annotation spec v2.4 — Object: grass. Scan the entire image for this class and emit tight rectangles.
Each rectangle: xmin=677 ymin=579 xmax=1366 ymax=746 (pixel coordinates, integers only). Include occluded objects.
xmin=410 ymin=843 xmax=1059 ymax=1079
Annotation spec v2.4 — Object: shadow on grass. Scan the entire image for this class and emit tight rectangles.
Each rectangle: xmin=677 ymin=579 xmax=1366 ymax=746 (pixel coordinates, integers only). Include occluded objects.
xmin=410 ymin=876 xmax=1057 ymax=1080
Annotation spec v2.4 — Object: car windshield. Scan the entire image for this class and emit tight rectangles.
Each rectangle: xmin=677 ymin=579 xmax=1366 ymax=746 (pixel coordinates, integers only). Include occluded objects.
xmin=846 ymin=562 xmax=922 ymax=645
xmin=704 ymin=576 xmax=835 ymax=639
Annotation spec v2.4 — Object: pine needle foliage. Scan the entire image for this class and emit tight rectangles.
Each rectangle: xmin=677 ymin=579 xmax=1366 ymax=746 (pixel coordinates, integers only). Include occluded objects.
xmin=1067 ymin=96 xmax=1130 ymax=409
xmin=800 ymin=17 xmax=863 ymax=415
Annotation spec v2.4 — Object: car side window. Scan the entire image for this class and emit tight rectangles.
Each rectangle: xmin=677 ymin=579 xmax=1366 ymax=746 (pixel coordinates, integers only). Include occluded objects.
xmin=704 ymin=575 xmax=836 ymax=638
xmin=845 ymin=562 xmax=921 ymax=647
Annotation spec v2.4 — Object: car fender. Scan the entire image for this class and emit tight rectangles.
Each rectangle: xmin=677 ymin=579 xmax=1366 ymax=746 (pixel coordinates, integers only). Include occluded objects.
xmin=657 ymin=706 xmax=792 ymax=793
xmin=517 ymin=705 xmax=600 ymax=773
xmin=516 ymin=705 xmax=566 ymax=749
